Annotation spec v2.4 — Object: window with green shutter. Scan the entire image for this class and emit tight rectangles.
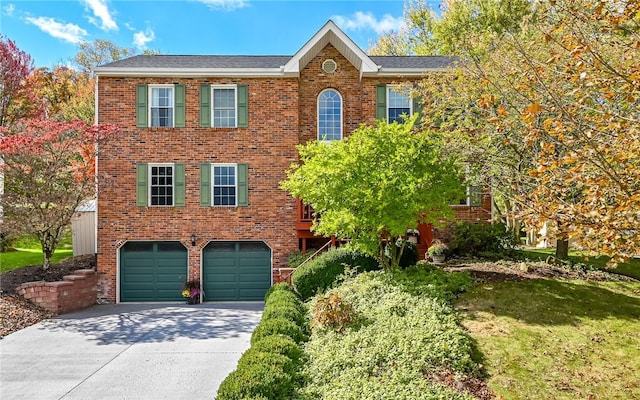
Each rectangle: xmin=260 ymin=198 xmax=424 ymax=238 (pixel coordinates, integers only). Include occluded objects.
xmin=137 ymin=84 xmax=185 ymax=128
xmin=136 ymin=163 xmax=184 ymax=207
xmin=200 ymin=84 xmax=248 ymax=128
xmin=200 ymin=163 xmax=248 ymax=207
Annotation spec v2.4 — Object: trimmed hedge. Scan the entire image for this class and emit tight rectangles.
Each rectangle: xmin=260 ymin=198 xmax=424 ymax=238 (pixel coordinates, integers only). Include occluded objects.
xmin=216 ymin=281 xmax=307 ymax=400
xmin=251 ymin=317 xmax=306 ymax=345
xmin=291 ymin=248 xmax=380 ymax=301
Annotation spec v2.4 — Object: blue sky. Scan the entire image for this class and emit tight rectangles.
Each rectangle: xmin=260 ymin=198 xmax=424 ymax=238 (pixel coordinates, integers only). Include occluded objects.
xmin=0 ymin=0 xmax=434 ymax=68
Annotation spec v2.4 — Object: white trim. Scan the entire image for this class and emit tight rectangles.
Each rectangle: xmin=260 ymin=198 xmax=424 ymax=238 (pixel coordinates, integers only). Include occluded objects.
xmin=211 ymin=163 xmax=238 ymax=207
xmin=94 ymin=67 xmax=287 ymax=78
xmin=148 ymin=84 xmax=175 ymax=127
xmin=148 ymin=163 xmax=175 ymax=207
xmin=317 ymin=88 xmax=343 ymax=142
xmin=211 ymin=84 xmax=238 ymax=128
xmin=284 ymin=20 xmax=379 ymax=76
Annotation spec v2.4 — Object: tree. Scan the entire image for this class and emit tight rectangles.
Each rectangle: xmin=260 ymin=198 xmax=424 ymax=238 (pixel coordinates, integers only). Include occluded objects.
xmin=281 ymin=117 xmax=463 ymax=268
xmin=31 ymin=66 xmax=95 ymax=123
xmin=73 ymin=39 xmax=136 ymax=74
xmin=0 ymin=119 xmax=119 ymax=268
xmin=384 ymin=0 xmax=640 ymax=261
xmin=0 ymin=35 xmax=42 ymax=127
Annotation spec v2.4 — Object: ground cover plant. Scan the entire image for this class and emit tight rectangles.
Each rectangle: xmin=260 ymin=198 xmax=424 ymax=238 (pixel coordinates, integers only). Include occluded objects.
xmin=457 ymin=276 xmax=640 ymax=399
xmin=299 ymin=265 xmax=489 ymax=400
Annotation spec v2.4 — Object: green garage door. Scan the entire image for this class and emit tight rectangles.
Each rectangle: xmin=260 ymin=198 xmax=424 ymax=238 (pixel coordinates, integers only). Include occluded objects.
xmin=120 ymin=241 xmax=188 ymax=302
xmin=203 ymin=241 xmax=271 ymax=301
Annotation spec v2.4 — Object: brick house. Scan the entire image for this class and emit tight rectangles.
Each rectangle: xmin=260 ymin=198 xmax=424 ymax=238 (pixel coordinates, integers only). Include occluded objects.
xmin=93 ymin=21 xmax=491 ymax=303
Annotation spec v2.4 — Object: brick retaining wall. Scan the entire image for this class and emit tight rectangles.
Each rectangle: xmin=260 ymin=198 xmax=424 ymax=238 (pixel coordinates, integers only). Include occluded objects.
xmin=16 ymin=269 xmax=97 ymax=315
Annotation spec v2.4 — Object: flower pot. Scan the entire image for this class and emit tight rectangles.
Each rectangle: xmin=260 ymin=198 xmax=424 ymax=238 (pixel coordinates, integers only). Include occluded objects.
xmin=431 ymin=254 xmax=446 ymax=264
xmin=186 ymin=295 xmax=200 ymax=304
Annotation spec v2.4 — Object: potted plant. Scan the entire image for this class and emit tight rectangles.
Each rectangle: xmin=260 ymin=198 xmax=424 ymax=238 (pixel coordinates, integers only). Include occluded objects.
xmin=182 ymin=280 xmax=202 ymax=304
xmin=427 ymin=240 xmax=448 ymax=264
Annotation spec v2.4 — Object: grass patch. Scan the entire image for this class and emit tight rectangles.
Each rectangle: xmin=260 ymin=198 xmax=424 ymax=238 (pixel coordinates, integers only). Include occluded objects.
xmin=1 ymin=233 xmax=73 ymax=273
xmin=457 ymin=278 xmax=640 ymax=399
xmin=516 ymin=248 xmax=640 ymax=280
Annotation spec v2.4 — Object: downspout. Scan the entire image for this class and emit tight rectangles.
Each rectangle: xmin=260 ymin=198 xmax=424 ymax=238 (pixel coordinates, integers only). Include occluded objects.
xmin=94 ymin=75 xmax=99 ymax=254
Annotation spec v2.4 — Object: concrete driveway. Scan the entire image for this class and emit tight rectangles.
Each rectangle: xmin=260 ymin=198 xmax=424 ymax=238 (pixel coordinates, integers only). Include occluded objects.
xmin=0 ymin=303 xmax=263 ymax=400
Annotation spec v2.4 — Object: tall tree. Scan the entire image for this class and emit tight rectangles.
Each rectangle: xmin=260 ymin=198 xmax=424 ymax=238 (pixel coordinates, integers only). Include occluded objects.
xmin=73 ymin=39 xmax=136 ymax=74
xmin=31 ymin=66 xmax=95 ymax=123
xmin=281 ymin=117 xmax=463 ymax=268
xmin=383 ymin=0 xmax=640 ymax=260
xmin=0 ymin=35 xmax=42 ymax=127
xmin=0 ymin=119 xmax=119 ymax=268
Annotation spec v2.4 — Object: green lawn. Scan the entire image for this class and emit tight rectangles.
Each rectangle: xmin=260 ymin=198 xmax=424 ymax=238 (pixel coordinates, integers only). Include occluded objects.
xmin=457 ymin=278 xmax=640 ymax=399
xmin=516 ymin=248 xmax=640 ymax=280
xmin=1 ymin=233 xmax=73 ymax=273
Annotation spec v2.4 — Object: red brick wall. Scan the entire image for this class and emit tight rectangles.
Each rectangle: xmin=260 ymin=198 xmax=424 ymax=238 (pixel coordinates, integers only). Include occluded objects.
xmin=16 ymin=269 xmax=97 ymax=315
xmin=97 ymin=77 xmax=301 ymax=302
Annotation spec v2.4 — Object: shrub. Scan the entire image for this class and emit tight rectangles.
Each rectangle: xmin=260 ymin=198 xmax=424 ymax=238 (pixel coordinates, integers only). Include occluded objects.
xmin=0 ymin=232 xmax=15 ymax=253
xmin=262 ymin=302 xmax=306 ymax=327
xmin=292 ymin=248 xmax=380 ymax=301
xmin=251 ymin=334 xmax=303 ymax=364
xmin=449 ymin=221 xmax=518 ymax=257
xmin=264 ymin=282 xmax=293 ymax=302
xmin=251 ymin=317 xmax=306 ymax=345
xmin=215 ymin=358 xmax=293 ymax=400
xmin=311 ymin=292 xmax=357 ymax=333
xmin=237 ymin=348 xmax=296 ymax=375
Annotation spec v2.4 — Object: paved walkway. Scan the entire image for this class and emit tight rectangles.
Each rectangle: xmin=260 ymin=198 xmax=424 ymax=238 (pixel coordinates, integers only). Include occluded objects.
xmin=0 ymin=303 xmax=263 ymax=400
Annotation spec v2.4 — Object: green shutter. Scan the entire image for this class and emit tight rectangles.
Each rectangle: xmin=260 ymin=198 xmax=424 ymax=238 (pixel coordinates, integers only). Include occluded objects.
xmin=412 ymin=95 xmax=423 ymax=127
xmin=175 ymin=85 xmax=186 ymax=128
xmin=376 ymin=85 xmax=387 ymax=121
xmin=237 ymin=163 xmax=248 ymax=206
xmin=200 ymin=85 xmax=211 ymax=128
xmin=136 ymin=163 xmax=148 ymax=206
xmin=136 ymin=85 xmax=148 ymax=128
xmin=200 ymin=163 xmax=211 ymax=206
xmin=174 ymin=163 xmax=185 ymax=206
xmin=237 ymin=85 xmax=248 ymax=128
xmin=470 ymin=186 xmax=482 ymax=206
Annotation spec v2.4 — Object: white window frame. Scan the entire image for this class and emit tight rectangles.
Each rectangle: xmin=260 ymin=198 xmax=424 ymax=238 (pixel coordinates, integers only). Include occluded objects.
xmin=211 ymin=85 xmax=238 ymax=128
xmin=387 ymin=86 xmax=413 ymax=123
xmin=148 ymin=85 xmax=175 ymax=128
xmin=211 ymin=163 xmax=238 ymax=207
xmin=317 ymin=88 xmax=343 ymax=142
xmin=148 ymin=163 xmax=175 ymax=207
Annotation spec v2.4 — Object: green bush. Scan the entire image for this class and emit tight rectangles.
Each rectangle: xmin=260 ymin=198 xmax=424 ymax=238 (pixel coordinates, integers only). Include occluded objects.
xmin=251 ymin=334 xmax=304 ymax=364
xmin=449 ymin=221 xmax=518 ymax=257
xmin=292 ymin=248 xmax=380 ymax=301
xmin=215 ymin=357 xmax=293 ymax=400
xmin=264 ymin=282 xmax=293 ymax=302
xmin=262 ymin=302 xmax=306 ymax=327
xmin=251 ymin=317 xmax=306 ymax=345
xmin=237 ymin=348 xmax=296 ymax=375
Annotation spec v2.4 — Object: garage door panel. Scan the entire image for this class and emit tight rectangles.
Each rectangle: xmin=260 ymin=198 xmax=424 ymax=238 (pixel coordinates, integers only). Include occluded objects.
xmin=120 ymin=241 xmax=187 ymax=302
xmin=203 ymin=241 xmax=271 ymax=301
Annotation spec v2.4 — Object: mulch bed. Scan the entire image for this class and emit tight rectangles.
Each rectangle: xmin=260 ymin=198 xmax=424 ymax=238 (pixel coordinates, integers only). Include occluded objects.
xmin=0 ymin=254 xmax=96 ymax=338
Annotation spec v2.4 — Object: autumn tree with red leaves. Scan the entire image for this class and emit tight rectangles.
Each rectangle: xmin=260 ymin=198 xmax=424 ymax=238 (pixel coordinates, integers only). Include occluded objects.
xmin=0 ymin=35 xmax=44 ymax=127
xmin=0 ymin=120 xmax=119 ymax=269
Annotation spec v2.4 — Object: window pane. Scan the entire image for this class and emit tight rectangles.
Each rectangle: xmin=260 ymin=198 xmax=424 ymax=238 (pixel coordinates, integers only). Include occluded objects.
xmin=388 ymin=89 xmax=411 ymax=124
xmin=212 ymin=165 xmax=237 ymax=206
xmin=150 ymin=87 xmax=174 ymax=127
xmin=318 ymin=89 xmax=342 ymax=141
xmin=212 ymin=88 xmax=236 ymax=127
xmin=149 ymin=165 xmax=174 ymax=206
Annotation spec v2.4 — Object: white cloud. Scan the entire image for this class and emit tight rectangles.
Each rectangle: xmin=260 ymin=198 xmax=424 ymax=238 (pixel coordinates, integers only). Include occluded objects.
xmin=4 ymin=3 xmax=15 ymax=16
xmin=25 ymin=16 xmax=88 ymax=44
xmin=82 ymin=0 xmax=117 ymax=31
xmin=192 ymin=0 xmax=249 ymax=11
xmin=332 ymin=12 xmax=404 ymax=35
xmin=133 ymin=28 xmax=155 ymax=49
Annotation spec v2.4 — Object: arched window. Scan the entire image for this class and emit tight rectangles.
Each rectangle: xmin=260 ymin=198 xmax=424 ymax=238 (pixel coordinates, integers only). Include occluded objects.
xmin=317 ymin=89 xmax=342 ymax=141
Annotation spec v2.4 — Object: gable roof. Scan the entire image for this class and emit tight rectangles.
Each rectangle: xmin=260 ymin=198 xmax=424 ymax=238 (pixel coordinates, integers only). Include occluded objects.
xmin=93 ymin=21 xmax=457 ymax=78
